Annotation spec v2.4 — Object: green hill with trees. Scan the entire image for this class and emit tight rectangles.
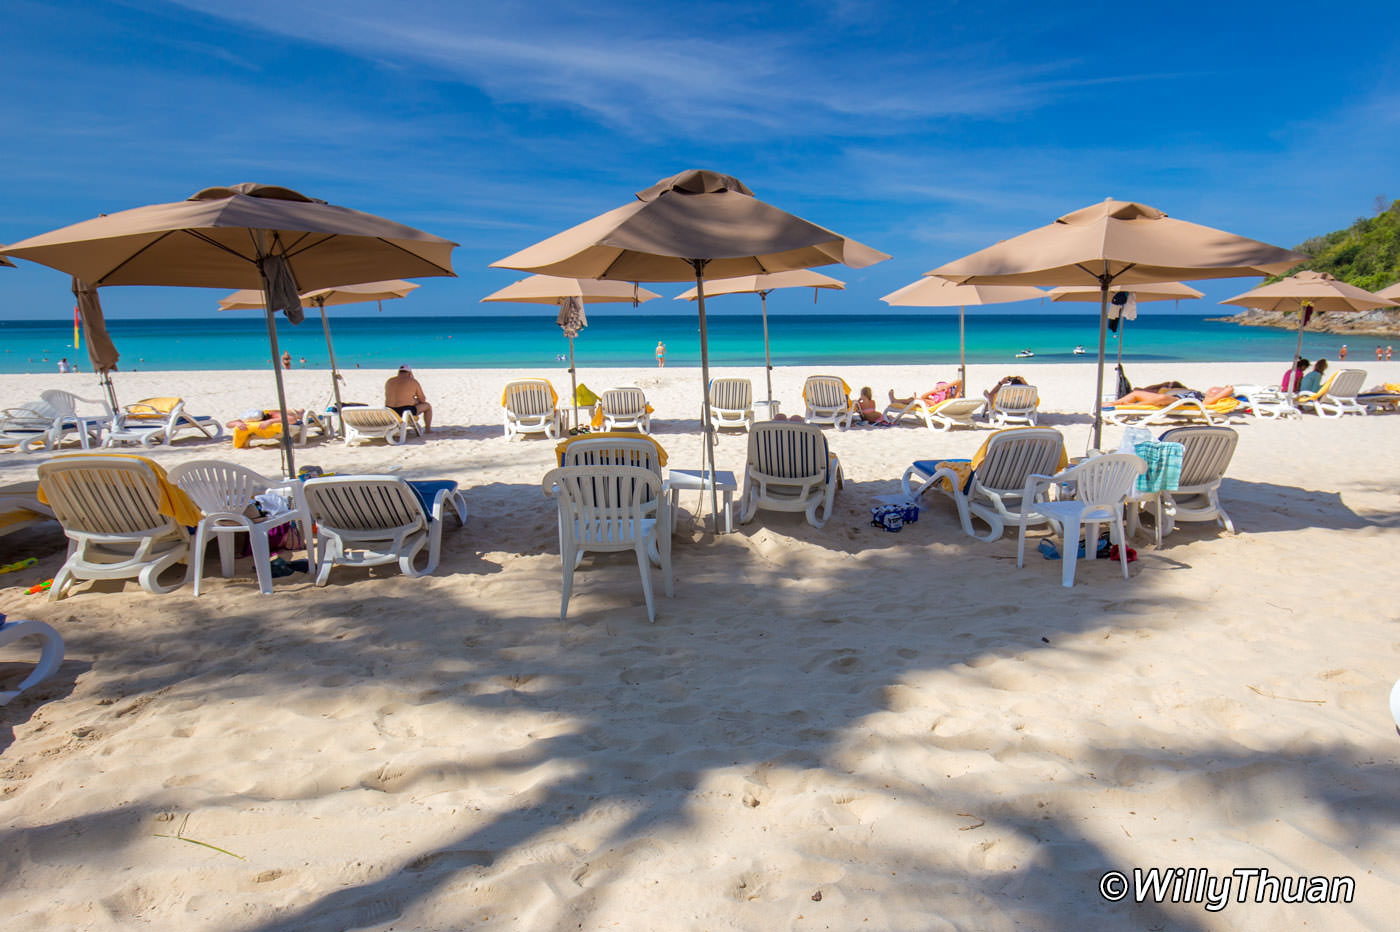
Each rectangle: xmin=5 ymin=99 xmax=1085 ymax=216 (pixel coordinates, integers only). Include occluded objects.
xmin=1219 ymin=198 xmax=1400 ymax=334
xmin=1281 ymin=197 xmax=1400 ymax=291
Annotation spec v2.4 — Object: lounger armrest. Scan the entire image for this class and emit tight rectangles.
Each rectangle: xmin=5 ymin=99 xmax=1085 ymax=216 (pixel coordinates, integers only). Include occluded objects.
xmin=1020 ymin=471 xmax=1065 ymax=504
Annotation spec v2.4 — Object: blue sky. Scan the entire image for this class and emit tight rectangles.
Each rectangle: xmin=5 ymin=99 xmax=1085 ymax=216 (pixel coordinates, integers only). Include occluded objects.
xmin=3 ymin=0 xmax=1399 ymax=319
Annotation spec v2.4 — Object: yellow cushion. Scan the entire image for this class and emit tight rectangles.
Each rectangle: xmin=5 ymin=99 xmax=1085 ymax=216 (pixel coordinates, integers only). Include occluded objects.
xmin=126 ymin=396 xmax=182 ymax=417
xmin=555 ymin=432 xmax=668 ymax=467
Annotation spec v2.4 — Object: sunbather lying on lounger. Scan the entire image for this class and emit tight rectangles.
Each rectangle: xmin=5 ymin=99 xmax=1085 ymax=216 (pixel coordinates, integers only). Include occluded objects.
xmin=983 ymin=375 xmax=1028 ymax=407
xmin=888 ymin=380 xmax=962 ymax=408
xmin=1112 ymin=382 xmax=1234 ymax=406
xmin=226 ymin=408 xmax=304 ymax=431
xmin=854 ymin=387 xmax=893 ymax=425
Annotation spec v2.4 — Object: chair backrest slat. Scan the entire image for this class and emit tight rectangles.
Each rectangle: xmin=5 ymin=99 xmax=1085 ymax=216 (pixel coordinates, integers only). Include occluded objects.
xmin=748 ymin=422 xmax=828 ymax=480
xmin=601 ymin=388 xmax=646 ymax=415
xmin=976 ymin=429 xmax=1064 ymax=492
xmin=1326 ymin=369 xmax=1367 ymax=400
xmin=1159 ymin=426 xmax=1238 ymax=488
xmin=304 ymin=477 xmax=422 ymax=533
xmin=804 ymin=376 xmax=847 ymax=408
xmin=38 ymin=458 xmax=172 ymax=536
xmin=505 ymin=380 xmax=555 ymax=417
xmin=995 ymin=384 xmax=1038 ymax=410
xmin=710 ymin=378 xmax=752 ymax=410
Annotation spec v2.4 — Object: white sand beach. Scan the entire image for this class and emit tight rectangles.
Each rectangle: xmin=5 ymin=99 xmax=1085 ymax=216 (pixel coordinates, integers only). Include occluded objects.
xmin=3 ymin=360 xmax=1400 ymax=931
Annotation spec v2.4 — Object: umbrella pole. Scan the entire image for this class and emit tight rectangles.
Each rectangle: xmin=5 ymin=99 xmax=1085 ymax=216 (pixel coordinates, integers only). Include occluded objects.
xmin=692 ymin=260 xmax=720 ymax=534
xmin=1091 ymin=275 xmax=1110 ymax=451
xmin=760 ymin=290 xmax=774 ymax=407
xmin=958 ymin=305 xmax=967 ymax=393
xmin=568 ymin=335 xmax=579 ymax=433
xmin=317 ymin=298 xmax=346 ymax=438
xmin=260 ymin=293 xmax=297 ymax=479
xmin=100 ymin=371 xmax=119 ymax=416
xmin=1291 ymin=312 xmax=1306 ymax=396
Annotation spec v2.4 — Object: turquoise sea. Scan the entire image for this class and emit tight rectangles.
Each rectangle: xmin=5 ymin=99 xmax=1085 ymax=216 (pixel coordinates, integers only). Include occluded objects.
xmin=0 ymin=313 xmax=1363 ymax=374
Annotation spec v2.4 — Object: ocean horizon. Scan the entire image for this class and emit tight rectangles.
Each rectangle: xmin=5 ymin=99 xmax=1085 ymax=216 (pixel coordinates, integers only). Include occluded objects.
xmin=0 ymin=312 xmax=1363 ymax=374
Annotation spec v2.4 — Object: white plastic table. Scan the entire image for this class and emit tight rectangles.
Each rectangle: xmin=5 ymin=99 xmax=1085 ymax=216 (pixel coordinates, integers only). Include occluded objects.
xmin=752 ymin=400 xmax=782 ymax=421
xmin=667 ymin=469 xmax=738 ymax=534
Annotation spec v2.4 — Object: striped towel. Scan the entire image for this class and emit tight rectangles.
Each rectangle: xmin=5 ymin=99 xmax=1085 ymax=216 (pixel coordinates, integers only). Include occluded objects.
xmin=1134 ymin=441 xmax=1184 ymax=493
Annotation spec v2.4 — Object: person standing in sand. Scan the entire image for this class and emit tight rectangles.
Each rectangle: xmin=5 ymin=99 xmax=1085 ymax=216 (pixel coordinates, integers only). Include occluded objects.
xmin=385 ymin=364 xmax=433 ymax=432
xmin=655 ymin=341 xmax=666 ymax=368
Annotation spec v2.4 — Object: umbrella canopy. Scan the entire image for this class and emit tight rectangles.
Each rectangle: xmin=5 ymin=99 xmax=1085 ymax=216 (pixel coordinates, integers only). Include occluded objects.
xmin=481 ymin=275 xmax=659 ymax=305
xmin=1220 ymin=270 xmax=1395 ymax=378
xmin=675 ymin=270 xmax=845 ymax=408
xmin=4 ymin=184 xmax=457 ymax=476
xmin=1377 ymin=282 xmax=1400 ymax=301
xmin=219 ymin=279 xmax=420 ymax=311
xmin=673 ymin=269 xmax=845 ymax=300
xmin=880 ymin=278 xmax=1045 ymax=390
xmin=929 ymin=198 xmax=1307 ymax=447
xmin=1219 ymin=270 xmax=1395 ymax=313
xmin=1047 ymin=282 xmax=1204 ymax=303
xmin=491 ymin=169 xmax=887 ymax=282
xmin=0 ymin=255 xmax=14 ymax=268
xmin=3 ymin=184 xmax=456 ymax=293
xmin=482 ymin=276 xmax=662 ymax=434
xmin=492 ymin=169 xmax=889 ymax=531
xmin=219 ymin=279 xmax=423 ymax=435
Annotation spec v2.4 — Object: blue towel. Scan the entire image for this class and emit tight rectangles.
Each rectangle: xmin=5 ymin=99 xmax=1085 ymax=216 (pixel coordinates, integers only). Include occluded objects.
xmin=406 ymin=480 xmax=457 ymax=521
xmin=1133 ymin=441 xmax=1183 ymax=493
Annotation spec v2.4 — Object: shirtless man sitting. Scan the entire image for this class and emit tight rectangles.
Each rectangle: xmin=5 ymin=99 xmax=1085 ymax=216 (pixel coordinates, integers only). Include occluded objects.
xmin=1112 ymin=381 xmax=1234 ymax=406
xmin=385 ymin=364 xmax=433 ymax=432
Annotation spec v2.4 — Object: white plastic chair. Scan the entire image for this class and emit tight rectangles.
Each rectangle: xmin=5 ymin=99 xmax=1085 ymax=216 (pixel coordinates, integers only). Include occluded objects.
xmin=901 ymin=428 xmax=1066 ymax=541
xmin=1156 ymin=426 xmax=1238 ymax=537
xmin=342 ymin=406 xmax=411 ymax=445
xmin=105 ymin=398 xmax=224 ymax=447
xmin=37 ymin=456 xmax=191 ymax=600
xmin=884 ymin=396 xmax=986 ymax=431
xmin=40 ymin=389 xmax=113 ymax=448
xmin=503 ymin=379 xmax=562 ymax=440
xmin=802 ymin=375 xmax=856 ymax=430
xmin=1235 ymin=384 xmax=1301 ymax=420
xmin=1016 ymin=453 xmax=1146 ymax=587
xmin=541 ymin=464 xmax=672 ymax=623
xmin=988 ymin=383 xmax=1039 ymax=427
xmin=0 ymin=402 xmax=61 ymax=453
xmin=302 ymin=475 xmax=466 ymax=585
xmin=709 ymin=378 xmax=754 ymax=432
xmin=738 ymin=421 xmax=842 ymax=529
xmin=169 ymin=460 xmax=314 ymax=596
xmin=1297 ymin=369 xmax=1368 ymax=418
xmin=597 ymin=388 xmax=652 ymax=433
xmin=0 ymin=616 xmax=65 ymax=705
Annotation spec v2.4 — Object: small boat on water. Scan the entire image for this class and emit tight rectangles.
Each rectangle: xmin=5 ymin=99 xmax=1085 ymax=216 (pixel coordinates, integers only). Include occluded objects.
xmin=1015 ymin=349 xmax=1035 ymax=359
xmin=1073 ymin=345 xmax=1086 ymax=355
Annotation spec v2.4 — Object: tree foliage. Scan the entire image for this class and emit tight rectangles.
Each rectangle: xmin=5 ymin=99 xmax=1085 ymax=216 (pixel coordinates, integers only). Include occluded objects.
xmin=1278 ymin=199 xmax=1400 ymax=291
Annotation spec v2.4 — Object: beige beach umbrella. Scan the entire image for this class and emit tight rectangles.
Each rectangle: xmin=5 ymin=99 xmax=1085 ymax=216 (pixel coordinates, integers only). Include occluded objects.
xmin=1377 ymin=282 xmax=1400 ymax=301
xmin=0 ymin=255 xmax=14 ymax=268
xmin=880 ymin=278 xmax=1045 ymax=392
xmin=220 ymin=280 xmax=421 ymax=436
xmin=481 ymin=275 xmax=662 ymax=433
xmin=675 ymin=269 xmax=845 ymax=409
xmin=71 ymin=277 xmax=121 ymax=411
xmin=492 ymin=169 xmax=889 ymax=532
xmin=1220 ymin=270 xmax=1395 ymax=377
xmin=3 ymin=184 xmax=457 ymax=476
xmin=929 ymin=198 xmax=1306 ymax=448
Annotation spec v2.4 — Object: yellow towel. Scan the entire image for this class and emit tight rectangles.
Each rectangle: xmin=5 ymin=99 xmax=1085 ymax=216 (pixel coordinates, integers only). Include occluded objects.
xmin=232 ymin=420 xmax=286 ymax=449
xmin=124 ymin=396 xmax=182 ymax=418
xmin=0 ymin=507 xmax=43 ymax=532
xmin=38 ymin=453 xmax=204 ymax=526
xmin=501 ymin=380 xmax=558 ymax=407
xmin=1296 ymin=372 xmax=1338 ymax=404
xmin=556 ymin=432 xmax=668 ymax=467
